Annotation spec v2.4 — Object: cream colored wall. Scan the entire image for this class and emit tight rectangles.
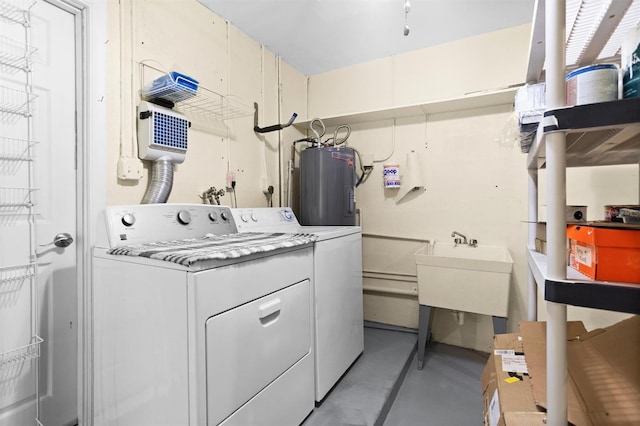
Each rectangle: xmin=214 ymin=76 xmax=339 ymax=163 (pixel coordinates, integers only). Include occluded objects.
xmin=355 ymin=108 xmax=527 ymax=353
xmin=107 ymin=0 xmax=295 ymax=207
xmin=278 ymin=61 xmax=309 ymax=206
xmin=305 ymin=25 xmax=532 ymax=352
xmin=306 ymin=25 xmax=527 ymax=120
xmin=105 ymin=6 xmax=634 ymax=352
xmin=306 ymin=23 xmax=637 ymax=353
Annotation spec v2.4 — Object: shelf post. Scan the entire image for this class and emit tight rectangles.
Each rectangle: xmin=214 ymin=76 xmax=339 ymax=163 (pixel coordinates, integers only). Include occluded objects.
xmin=527 ymin=168 xmax=538 ymax=321
xmin=545 ymin=0 xmax=568 ymax=425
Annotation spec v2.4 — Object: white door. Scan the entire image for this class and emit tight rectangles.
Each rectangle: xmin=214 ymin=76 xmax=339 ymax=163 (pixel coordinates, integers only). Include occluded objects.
xmin=0 ymin=1 xmax=78 ymax=425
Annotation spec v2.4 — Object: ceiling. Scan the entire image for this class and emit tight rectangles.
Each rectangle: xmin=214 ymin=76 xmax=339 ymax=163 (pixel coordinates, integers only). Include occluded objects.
xmin=198 ymin=0 xmax=535 ymax=76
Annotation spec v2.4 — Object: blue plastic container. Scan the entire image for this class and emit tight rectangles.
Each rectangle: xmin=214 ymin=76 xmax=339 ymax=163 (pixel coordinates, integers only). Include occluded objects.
xmin=143 ymin=71 xmax=199 ymax=103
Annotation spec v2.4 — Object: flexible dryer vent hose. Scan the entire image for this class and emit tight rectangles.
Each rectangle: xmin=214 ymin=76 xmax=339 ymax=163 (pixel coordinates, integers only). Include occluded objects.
xmin=141 ymin=157 xmax=174 ymax=204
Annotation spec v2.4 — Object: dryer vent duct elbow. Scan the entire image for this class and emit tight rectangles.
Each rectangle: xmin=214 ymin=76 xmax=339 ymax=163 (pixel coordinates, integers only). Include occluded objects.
xmin=141 ymin=158 xmax=174 ymax=204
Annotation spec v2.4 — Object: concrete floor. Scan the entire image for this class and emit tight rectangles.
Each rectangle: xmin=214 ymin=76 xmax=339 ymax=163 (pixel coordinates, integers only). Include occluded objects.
xmin=303 ymin=325 xmax=489 ymax=426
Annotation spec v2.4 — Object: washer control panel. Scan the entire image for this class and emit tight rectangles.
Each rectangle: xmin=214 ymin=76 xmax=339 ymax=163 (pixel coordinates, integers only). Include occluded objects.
xmin=230 ymin=207 xmax=300 ymax=232
xmin=99 ymin=204 xmax=237 ymax=248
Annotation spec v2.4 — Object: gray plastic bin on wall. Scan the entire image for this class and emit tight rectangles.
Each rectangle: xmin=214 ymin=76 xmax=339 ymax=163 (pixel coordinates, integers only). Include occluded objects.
xmin=300 ymin=146 xmax=357 ymax=226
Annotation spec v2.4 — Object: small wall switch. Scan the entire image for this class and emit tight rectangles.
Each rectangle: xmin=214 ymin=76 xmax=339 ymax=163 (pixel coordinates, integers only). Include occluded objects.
xmin=117 ymin=157 xmax=143 ymax=181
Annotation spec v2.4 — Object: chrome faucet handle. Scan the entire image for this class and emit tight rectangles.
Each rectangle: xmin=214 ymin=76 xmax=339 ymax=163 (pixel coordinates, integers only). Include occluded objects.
xmin=454 ymin=238 xmax=463 ymax=245
xmin=469 ymin=239 xmax=478 ymax=247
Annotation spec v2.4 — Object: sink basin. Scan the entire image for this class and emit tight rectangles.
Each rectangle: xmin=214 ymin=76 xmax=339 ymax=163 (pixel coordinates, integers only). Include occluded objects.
xmin=414 ymin=242 xmax=513 ymax=317
xmin=415 ymin=242 xmax=513 ymax=273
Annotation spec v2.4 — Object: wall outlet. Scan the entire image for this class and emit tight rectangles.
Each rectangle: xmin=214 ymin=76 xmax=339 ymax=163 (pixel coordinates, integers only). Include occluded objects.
xmin=117 ymin=157 xmax=143 ymax=180
xmin=362 ymin=154 xmax=375 ymax=168
xmin=226 ymin=172 xmax=236 ymax=189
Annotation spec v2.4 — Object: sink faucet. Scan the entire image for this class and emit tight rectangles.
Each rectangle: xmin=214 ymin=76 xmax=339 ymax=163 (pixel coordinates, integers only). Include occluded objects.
xmin=451 ymin=231 xmax=479 ymax=247
xmin=451 ymin=231 xmax=467 ymax=245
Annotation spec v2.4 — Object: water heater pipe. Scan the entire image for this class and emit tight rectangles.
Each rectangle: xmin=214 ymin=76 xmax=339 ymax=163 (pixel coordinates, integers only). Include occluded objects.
xmin=141 ymin=157 xmax=174 ymax=204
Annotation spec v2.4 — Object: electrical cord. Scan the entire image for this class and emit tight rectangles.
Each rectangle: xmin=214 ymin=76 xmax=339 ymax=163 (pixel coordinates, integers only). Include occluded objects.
xmin=231 ymin=180 xmax=237 ymax=207
xmin=352 ymin=147 xmax=371 ymax=187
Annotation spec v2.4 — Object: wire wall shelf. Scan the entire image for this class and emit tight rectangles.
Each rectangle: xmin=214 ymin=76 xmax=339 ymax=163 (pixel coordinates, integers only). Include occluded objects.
xmin=0 ymin=85 xmax=36 ymax=123
xmin=0 ymin=136 xmax=36 ymax=161
xmin=139 ymin=63 xmax=253 ymax=130
xmin=0 ymin=0 xmax=34 ymax=26
xmin=0 ymin=187 xmax=35 ymax=212
xmin=1 ymin=3 xmax=43 ymax=423
xmin=0 ymin=35 xmax=36 ymax=74
xmin=0 ymin=263 xmax=34 ymax=297
xmin=175 ymin=89 xmax=253 ymax=123
xmin=0 ymin=335 xmax=43 ymax=370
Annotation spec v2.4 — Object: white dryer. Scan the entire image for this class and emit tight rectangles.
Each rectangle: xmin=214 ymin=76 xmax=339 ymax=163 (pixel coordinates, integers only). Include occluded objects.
xmin=231 ymin=207 xmax=364 ymax=402
xmin=92 ymin=204 xmax=315 ymax=425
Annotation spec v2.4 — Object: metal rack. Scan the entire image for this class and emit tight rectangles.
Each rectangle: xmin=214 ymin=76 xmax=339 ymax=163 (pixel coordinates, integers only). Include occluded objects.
xmin=0 ymin=85 xmax=37 ymax=122
xmin=0 ymin=0 xmax=34 ymax=26
xmin=0 ymin=335 xmax=43 ymax=370
xmin=0 ymin=0 xmax=42 ymax=424
xmin=525 ymin=1 xmax=640 ymax=424
xmin=0 ymin=35 xmax=36 ymax=74
xmin=139 ymin=63 xmax=253 ymax=131
xmin=0 ymin=136 xmax=37 ymax=161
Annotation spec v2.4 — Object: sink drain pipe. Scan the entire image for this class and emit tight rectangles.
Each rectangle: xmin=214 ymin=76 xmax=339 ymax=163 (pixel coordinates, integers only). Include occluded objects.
xmin=452 ymin=310 xmax=465 ymax=326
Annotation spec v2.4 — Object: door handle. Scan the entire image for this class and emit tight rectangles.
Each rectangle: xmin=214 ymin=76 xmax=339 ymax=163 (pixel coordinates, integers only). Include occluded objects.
xmin=40 ymin=233 xmax=74 ymax=248
xmin=258 ymin=298 xmax=281 ymax=319
xmin=258 ymin=298 xmax=281 ymax=326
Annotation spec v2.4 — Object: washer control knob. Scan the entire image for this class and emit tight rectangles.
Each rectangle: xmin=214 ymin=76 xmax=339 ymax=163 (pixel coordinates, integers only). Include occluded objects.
xmin=121 ymin=213 xmax=136 ymax=227
xmin=220 ymin=212 xmax=229 ymax=222
xmin=251 ymin=213 xmax=258 ymax=222
xmin=177 ymin=210 xmax=192 ymax=225
xmin=282 ymin=210 xmax=293 ymax=221
xmin=208 ymin=212 xmax=218 ymax=222
xmin=240 ymin=213 xmax=248 ymax=223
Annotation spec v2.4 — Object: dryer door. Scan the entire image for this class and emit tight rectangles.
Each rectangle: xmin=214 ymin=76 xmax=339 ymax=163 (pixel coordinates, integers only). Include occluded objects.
xmin=205 ymin=279 xmax=311 ymax=425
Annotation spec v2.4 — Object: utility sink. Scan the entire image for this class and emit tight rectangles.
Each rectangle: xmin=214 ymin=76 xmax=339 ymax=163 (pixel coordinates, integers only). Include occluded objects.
xmin=416 ymin=242 xmax=513 ymax=273
xmin=414 ymin=242 xmax=513 ymax=317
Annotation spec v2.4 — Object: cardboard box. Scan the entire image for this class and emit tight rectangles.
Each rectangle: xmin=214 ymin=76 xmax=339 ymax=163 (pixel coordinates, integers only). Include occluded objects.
xmin=567 ymin=225 xmax=640 ymax=284
xmin=481 ymin=333 xmax=547 ymax=426
xmin=520 ymin=316 xmax=640 ymax=425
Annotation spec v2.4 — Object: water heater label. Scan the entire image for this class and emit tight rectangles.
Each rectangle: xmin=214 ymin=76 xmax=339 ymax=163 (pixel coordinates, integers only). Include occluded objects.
xmin=331 ymin=152 xmax=354 ymax=167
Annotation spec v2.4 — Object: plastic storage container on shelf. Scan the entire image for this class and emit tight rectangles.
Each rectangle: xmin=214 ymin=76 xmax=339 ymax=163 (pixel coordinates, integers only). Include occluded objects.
xmin=141 ymin=71 xmax=199 ymax=104
xmin=567 ymin=224 xmax=640 ymax=284
xmin=565 ymin=64 xmax=619 ymax=106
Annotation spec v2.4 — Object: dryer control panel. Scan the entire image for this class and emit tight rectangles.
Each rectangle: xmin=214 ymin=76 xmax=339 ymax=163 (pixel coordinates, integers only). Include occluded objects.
xmin=230 ymin=207 xmax=300 ymax=232
xmin=97 ymin=204 xmax=237 ymax=248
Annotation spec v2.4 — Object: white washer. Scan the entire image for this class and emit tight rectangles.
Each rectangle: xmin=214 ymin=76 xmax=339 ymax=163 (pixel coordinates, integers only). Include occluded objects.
xmin=231 ymin=207 xmax=364 ymax=402
xmin=92 ymin=204 xmax=315 ymax=426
